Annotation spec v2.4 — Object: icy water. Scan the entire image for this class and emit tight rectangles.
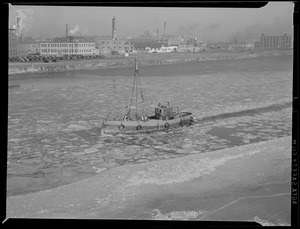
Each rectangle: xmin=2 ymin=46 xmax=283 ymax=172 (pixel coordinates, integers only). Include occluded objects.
xmin=7 ymin=55 xmax=292 ymax=196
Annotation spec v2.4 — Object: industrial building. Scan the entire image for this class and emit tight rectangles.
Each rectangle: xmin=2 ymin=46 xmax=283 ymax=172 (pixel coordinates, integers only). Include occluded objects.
xmin=260 ymin=34 xmax=293 ymax=49
xmin=39 ymin=25 xmax=96 ymax=56
xmin=17 ymin=39 xmax=40 ymax=56
xmin=94 ymin=17 xmax=134 ymax=54
xmin=131 ymin=39 xmax=163 ymax=52
xmin=95 ymin=38 xmax=134 ymax=54
xmin=9 ymin=27 xmax=40 ymax=57
xmin=177 ymin=44 xmax=200 ymax=52
xmin=228 ymin=42 xmax=255 ymax=50
xmin=40 ymin=38 xmax=95 ymax=56
xmin=9 ymin=28 xmax=18 ymax=57
xmin=167 ymin=37 xmax=183 ymax=46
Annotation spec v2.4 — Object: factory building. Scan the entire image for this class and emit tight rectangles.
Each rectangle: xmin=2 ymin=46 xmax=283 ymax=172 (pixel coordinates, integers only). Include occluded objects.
xmin=9 ymin=28 xmax=18 ymax=57
xmin=17 ymin=39 xmax=40 ymax=56
xmin=95 ymin=37 xmax=134 ymax=54
xmin=177 ymin=44 xmax=200 ymax=52
xmin=135 ymin=41 xmax=163 ymax=52
xmin=167 ymin=37 xmax=183 ymax=46
xmin=94 ymin=17 xmax=134 ymax=54
xmin=228 ymin=42 xmax=255 ymax=51
xmin=40 ymin=36 xmax=95 ymax=56
xmin=260 ymin=34 xmax=293 ymax=49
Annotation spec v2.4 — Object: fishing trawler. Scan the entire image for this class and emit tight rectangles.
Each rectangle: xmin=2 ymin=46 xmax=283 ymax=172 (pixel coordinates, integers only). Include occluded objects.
xmin=101 ymin=58 xmax=194 ymax=134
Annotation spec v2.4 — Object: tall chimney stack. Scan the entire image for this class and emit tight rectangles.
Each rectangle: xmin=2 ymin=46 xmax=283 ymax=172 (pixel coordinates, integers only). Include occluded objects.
xmin=164 ymin=20 xmax=166 ymax=37
xmin=112 ymin=17 xmax=117 ymax=40
xmin=66 ymin=23 xmax=68 ymax=38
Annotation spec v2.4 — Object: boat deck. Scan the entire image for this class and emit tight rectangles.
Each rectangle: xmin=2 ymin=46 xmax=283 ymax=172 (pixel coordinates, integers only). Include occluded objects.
xmin=103 ymin=112 xmax=193 ymax=134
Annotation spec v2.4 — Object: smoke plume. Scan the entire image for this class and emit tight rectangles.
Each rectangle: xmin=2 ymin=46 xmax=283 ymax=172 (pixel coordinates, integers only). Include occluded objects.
xmin=70 ymin=25 xmax=80 ymax=35
xmin=15 ymin=9 xmax=33 ymax=38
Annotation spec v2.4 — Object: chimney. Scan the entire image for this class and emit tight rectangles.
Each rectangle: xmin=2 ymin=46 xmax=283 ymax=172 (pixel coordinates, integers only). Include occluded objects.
xmin=112 ymin=17 xmax=117 ymax=40
xmin=164 ymin=20 xmax=166 ymax=37
xmin=157 ymin=28 xmax=159 ymax=37
xmin=66 ymin=23 xmax=68 ymax=38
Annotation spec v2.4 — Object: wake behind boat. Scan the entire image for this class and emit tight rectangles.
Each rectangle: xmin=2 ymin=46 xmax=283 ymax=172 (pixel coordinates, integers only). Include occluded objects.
xmin=101 ymin=58 xmax=194 ymax=134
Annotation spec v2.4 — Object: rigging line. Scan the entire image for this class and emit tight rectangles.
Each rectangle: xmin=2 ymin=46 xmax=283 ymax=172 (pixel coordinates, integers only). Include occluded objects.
xmin=118 ymin=61 xmax=136 ymax=119
xmin=136 ymin=67 xmax=138 ymax=117
xmin=128 ymin=67 xmax=136 ymax=117
xmin=138 ymin=70 xmax=144 ymax=101
xmin=136 ymin=60 xmax=145 ymax=115
xmin=137 ymin=72 xmax=147 ymax=115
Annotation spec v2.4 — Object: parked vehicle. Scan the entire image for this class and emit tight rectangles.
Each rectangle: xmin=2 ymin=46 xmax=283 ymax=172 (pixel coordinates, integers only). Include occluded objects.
xmin=111 ymin=51 xmax=119 ymax=55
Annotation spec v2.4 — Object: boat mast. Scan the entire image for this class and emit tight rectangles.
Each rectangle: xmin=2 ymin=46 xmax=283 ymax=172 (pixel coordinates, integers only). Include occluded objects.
xmin=128 ymin=58 xmax=142 ymax=119
xmin=135 ymin=59 xmax=138 ymax=117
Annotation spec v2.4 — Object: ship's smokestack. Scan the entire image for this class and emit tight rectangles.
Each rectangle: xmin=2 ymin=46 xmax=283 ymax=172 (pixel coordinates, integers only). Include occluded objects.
xmin=164 ymin=20 xmax=166 ymax=37
xmin=66 ymin=23 xmax=68 ymax=38
xmin=112 ymin=17 xmax=117 ymax=40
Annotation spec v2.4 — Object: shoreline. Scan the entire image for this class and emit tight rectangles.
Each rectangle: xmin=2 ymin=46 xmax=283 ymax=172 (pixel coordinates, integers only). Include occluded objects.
xmin=8 ymin=49 xmax=292 ymax=76
xmin=6 ymin=136 xmax=291 ymax=222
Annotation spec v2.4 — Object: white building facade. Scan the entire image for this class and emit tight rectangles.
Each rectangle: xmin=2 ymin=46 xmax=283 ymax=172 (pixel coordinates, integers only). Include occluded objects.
xmin=40 ymin=41 xmax=95 ymax=56
xmin=145 ymin=45 xmax=177 ymax=53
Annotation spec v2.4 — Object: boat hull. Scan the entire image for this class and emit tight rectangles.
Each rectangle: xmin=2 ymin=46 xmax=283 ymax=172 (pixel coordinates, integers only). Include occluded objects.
xmin=102 ymin=112 xmax=194 ymax=134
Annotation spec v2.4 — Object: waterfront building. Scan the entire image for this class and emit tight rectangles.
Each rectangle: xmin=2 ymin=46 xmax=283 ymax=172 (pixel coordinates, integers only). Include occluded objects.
xmin=94 ymin=36 xmax=134 ymax=54
xmin=167 ymin=37 xmax=183 ymax=46
xmin=228 ymin=42 xmax=255 ymax=51
xmin=93 ymin=16 xmax=134 ymax=54
xmin=145 ymin=46 xmax=160 ymax=53
xmin=145 ymin=45 xmax=177 ymax=53
xmin=40 ymin=36 xmax=95 ymax=56
xmin=260 ymin=34 xmax=292 ymax=49
xmin=136 ymin=42 xmax=162 ymax=52
xmin=9 ymin=28 xmax=18 ymax=57
xmin=254 ymin=41 xmax=260 ymax=48
xmin=177 ymin=44 xmax=200 ymax=52
xmin=197 ymin=42 xmax=208 ymax=51
xmin=130 ymin=38 xmax=164 ymax=52
xmin=17 ymin=39 xmax=40 ymax=56
xmin=154 ymin=37 xmax=168 ymax=45
xmin=159 ymin=45 xmax=178 ymax=53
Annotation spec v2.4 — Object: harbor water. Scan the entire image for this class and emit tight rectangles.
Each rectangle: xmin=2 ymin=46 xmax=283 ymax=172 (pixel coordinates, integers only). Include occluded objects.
xmin=7 ymin=55 xmax=293 ymax=196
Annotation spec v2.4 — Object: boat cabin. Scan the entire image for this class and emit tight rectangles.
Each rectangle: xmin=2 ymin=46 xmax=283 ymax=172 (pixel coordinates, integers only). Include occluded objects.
xmin=154 ymin=102 xmax=174 ymax=120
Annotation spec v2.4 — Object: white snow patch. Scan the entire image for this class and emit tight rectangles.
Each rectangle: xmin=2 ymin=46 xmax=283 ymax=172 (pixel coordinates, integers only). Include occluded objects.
xmin=128 ymin=149 xmax=262 ymax=186
xmin=150 ymin=209 xmax=207 ymax=220
xmin=252 ymin=216 xmax=290 ymax=226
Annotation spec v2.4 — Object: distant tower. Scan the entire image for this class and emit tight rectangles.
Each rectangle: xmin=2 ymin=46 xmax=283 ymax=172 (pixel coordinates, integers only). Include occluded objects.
xmin=66 ymin=23 xmax=68 ymax=38
xmin=164 ymin=20 xmax=166 ymax=37
xmin=112 ymin=16 xmax=117 ymax=40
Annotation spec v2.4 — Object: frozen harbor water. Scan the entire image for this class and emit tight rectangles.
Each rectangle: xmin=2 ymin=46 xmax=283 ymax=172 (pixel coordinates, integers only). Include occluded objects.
xmin=7 ymin=55 xmax=292 ymax=198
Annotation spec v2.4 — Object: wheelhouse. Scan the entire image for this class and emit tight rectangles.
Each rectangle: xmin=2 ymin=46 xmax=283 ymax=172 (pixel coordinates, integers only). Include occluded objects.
xmin=154 ymin=103 xmax=174 ymax=120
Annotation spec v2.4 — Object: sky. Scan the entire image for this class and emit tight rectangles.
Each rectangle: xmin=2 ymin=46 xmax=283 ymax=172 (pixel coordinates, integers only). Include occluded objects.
xmin=8 ymin=2 xmax=294 ymax=42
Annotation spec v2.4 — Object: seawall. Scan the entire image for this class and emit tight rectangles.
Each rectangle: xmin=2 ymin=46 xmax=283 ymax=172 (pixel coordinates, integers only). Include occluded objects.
xmin=8 ymin=50 xmax=293 ymax=76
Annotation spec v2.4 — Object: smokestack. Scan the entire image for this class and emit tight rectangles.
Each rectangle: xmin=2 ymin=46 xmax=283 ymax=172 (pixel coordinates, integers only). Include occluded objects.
xmin=66 ymin=23 xmax=68 ymax=38
xmin=112 ymin=17 xmax=116 ymax=40
xmin=164 ymin=20 xmax=166 ymax=37
xmin=157 ymin=28 xmax=159 ymax=37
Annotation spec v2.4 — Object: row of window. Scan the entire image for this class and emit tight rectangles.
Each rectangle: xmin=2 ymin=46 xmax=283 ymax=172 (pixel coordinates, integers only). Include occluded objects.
xmin=100 ymin=47 xmax=134 ymax=50
xmin=100 ymin=41 xmax=133 ymax=45
xmin=40 ymin=43 xmax=95 ymax=48
xmin=41 ymin=49 xmax=93 ymax=53
xmin=261 ymin=39 xmax=291 ymax=43
xmin=261 ymin=42 xmax=292 ymax=46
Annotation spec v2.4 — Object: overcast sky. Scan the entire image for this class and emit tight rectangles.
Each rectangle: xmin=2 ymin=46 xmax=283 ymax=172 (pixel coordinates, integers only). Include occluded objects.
xmin=9 ymin=2 xmax=294 ymax=42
